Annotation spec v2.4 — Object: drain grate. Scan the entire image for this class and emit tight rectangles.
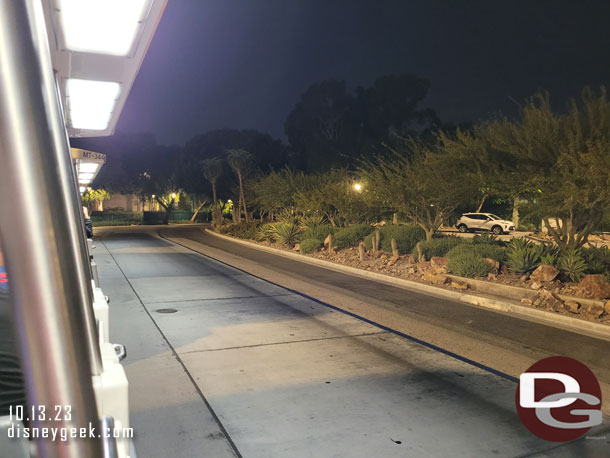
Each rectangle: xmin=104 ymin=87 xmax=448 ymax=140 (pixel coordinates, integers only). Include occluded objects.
xmin=155 ymin=308 xmax=178 ymax=314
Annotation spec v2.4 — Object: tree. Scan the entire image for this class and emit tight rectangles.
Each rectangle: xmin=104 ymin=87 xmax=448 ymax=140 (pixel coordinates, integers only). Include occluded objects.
xmin=358 ymin=74 xmax=440 ymax=147
xmin=284 ymin=80 xmax=363 ymax=171
xmin=81 ymin=188 xmax=110 ymax=212
xmin=226 ymin=149 xmax=253 ymax=222
xmin=202 ymin=157 xmax=223 ymax=226
xmin=360 ymin=140 xmax=467 ymax=240
xmin=482 ymin=88 xmax=610 ymax=248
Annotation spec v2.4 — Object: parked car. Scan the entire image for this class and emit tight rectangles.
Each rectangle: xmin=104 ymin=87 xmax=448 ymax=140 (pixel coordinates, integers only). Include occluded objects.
xmin=456 ymin=213 xmax=515 ymax=235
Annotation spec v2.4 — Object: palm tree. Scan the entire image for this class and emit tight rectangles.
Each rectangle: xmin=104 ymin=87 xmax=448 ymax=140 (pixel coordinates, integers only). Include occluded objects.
xmin=226 ymin=149 xmax=253 ymax=222
xmin=202 ymin=157 xmax=223 ymax=226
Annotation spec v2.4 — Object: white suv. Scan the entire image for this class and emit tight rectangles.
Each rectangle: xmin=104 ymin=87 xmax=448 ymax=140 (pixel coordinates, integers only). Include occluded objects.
xmin=456 ymin=213 xmax=515 ymax=235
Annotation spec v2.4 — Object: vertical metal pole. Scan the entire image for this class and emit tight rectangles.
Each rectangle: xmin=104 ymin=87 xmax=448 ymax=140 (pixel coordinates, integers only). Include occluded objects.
xmin=0 ymin=1 xmax=103 ymax=457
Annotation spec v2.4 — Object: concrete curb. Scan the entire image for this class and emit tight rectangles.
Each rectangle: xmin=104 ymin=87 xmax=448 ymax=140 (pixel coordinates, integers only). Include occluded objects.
xmin=204 ymin=229 xmax=610 ymax=340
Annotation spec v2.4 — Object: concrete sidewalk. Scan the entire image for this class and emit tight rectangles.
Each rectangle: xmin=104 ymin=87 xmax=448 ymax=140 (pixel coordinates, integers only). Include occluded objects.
xmin=95 ymin=228 xmax=610 ymax=458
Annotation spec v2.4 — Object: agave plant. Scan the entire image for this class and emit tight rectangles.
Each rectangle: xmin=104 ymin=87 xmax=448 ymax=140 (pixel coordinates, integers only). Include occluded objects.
xmin=535 ymin=243 xmax=559 ymax=267
xmin=270 ymin=221 xmax=302 ymax=246
xmin=472 ymin=233 xmax=499 ymax=245
xmin=583 ymin=245 xmax=610 ymax=274
xmin=256 ymin=223 xmax=275 ymax=241
xmin=557 ymin=248 xmax=587 ymax=282
xmin=506 ymin=239 xmax=539 ymax=274
xmin=299 ymin=214 xmax=326 ymax=231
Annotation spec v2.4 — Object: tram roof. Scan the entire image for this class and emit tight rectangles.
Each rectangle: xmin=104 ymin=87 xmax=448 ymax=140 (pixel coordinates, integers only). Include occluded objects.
xmin=42 ymin=0 xmax=167 ymax=138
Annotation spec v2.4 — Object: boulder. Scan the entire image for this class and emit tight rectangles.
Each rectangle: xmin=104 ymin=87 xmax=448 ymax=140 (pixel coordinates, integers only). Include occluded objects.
xmin=293 ymin=243 xmax=300 ymax=252
xmin=423 ymin=271 xmax=449 ymax=285
xmin=564 ymin=300 xmax=580 ymax=314
xmin=577 ymin=275 xmax=610 ymax=299
xmin=530 ymin=264 xmax=559 ymax=283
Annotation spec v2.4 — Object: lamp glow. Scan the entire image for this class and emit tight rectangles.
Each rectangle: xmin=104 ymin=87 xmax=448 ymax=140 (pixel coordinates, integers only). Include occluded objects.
xmin=353 ymin=183 xmax=362 ymax=192
xmin=57 ymin=0 xmax=151 ymax=56
xmin=67 ymin=79 xmax=121 ymax=130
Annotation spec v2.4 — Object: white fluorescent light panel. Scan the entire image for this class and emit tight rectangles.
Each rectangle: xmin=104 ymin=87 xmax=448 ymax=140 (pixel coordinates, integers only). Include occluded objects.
xmin=57 ymin=0 xmax=151 ymax=56
xmin=66 ymin=79 xmax=121 ymax=130
xmin=78 ymin=163 xmax=99 ymax=174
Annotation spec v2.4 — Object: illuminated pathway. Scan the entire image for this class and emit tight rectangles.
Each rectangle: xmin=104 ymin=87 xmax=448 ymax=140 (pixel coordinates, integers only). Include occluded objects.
xmin=95 ymin=227 xmax=609 ymax=458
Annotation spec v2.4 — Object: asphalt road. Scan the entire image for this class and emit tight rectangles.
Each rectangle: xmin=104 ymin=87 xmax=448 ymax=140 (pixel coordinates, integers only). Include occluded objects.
xmin=159 ymin=226 xmax=610 ymax=385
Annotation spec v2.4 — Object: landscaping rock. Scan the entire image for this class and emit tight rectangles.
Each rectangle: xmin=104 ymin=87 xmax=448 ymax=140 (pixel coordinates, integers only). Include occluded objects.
xmin=404 ymin=255 xmax=416 ymax=264
xmin=431 ymin=257 xmax=449 ymax=267
xmin=520 ymin=274 xmax=529 ymax=282
xmin=564 ymin=300 xmax=580 ymax=314
xmin=293 ymin=243 xmax=300 ymax=252
xmin=423 ymin=271 xmax=449 ymax=285
xmin=579 ymin=302 xmax=604 ymax=319
xmin=520 ymin=298 xmax=533 ymax=306
xmin=605 ymin=300 xmax=610 ymax=314
xmin=418 ymin=261 xmax=432 ymax=271
xmin=387 ymin=255 xmax=399 ymax=267
xmin=530 ymin=281 xmax=542 ymax=290
xmin=532 ymin=289 xmax=564 ymax=312
xmin=451 ymin=280 xmax=468 ymax=290
xmin=530 ymin=264 xmax=559 ymax=283
xmin=577 ymin=275 xmax=610 ymax=299
xmin=487 ymin=273 xmax=497 ymax=280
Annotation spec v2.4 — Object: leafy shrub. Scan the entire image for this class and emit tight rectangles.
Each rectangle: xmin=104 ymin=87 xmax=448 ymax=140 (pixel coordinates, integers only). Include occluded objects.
xmin=448 ymin=252 xmax=493 ymax=278
xmin=411 ymin=236 xmax=465 ymax=261
xmin=219 ymin=221 xmax=260 ymax=239
xmin=366 ymin=224 xmax=426 ymax=254
xmin=270 ymin=222 xmax=302 ymax=246
xmin=300 ymin=224 xmax=334 ymax=243
xmin=447 ymin=243 xmax=506 ymax=263
xmin=333 ymin=224 xmax=373 ymax=249
xmin=300 ymin=238 xmax=323 ymax=254
xmin=557 ymin=248 xmax=587 ymax=282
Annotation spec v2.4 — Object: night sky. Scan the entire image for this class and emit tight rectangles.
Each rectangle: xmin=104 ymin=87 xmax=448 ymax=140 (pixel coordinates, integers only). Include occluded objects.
xmin=117 ymin=0 xmax=610 ymax=146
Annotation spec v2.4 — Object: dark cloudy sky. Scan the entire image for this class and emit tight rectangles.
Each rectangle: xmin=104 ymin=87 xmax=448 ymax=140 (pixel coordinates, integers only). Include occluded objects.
xmin=117 ymin=0 xmax=610 ymax=145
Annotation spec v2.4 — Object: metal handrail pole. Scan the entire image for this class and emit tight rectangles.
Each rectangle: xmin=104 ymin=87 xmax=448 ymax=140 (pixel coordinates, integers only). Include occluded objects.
xmin=48 ymin=61 xmax=103 ymax=376
xmin=0 ymin=1 xmax=103 ymax=457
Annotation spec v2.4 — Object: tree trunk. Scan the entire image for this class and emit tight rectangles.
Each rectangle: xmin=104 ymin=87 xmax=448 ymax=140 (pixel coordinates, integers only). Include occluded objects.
xmin=476 ymin=194 xmax=488 ymax=212
xmin=424 ymin=227 xmax=434 ymax=241
xmin=211 ymin=181 xmax=219 ymax=227
xmin=238 ymin=171 xmax=249 ymax=223
xmin=512 ymin=197 xmax=520 ymax=228
xmin=190 ymin=200 xmax=208 ymax=223
xmin=392 ymin=212 xmax=398 ymax=224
